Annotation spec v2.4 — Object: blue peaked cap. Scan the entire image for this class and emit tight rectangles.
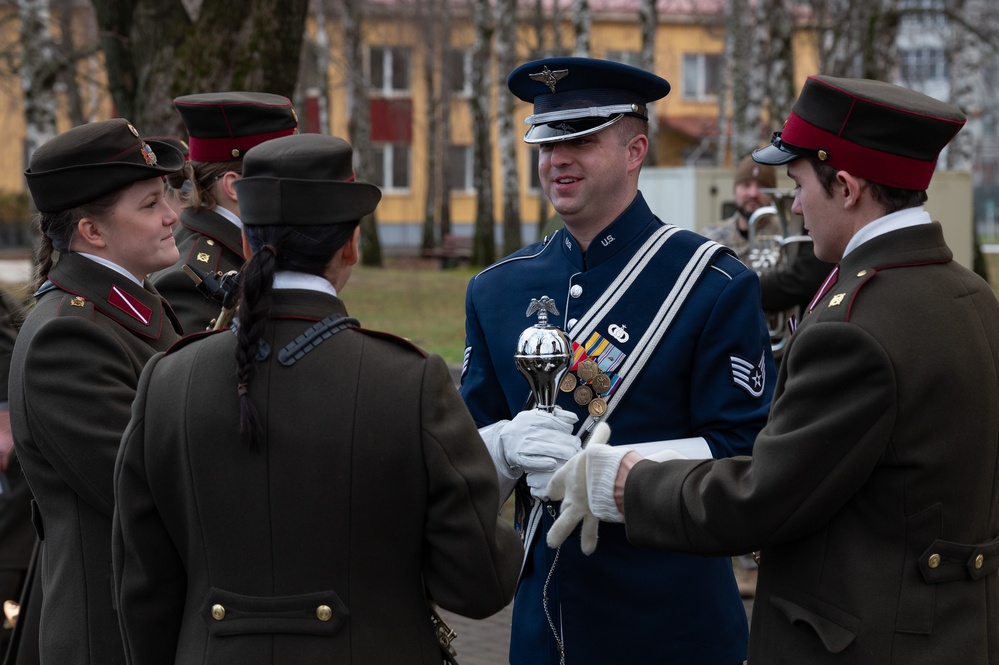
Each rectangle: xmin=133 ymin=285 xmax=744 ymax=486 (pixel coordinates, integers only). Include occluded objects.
xmin=507 ymin=57 xmax=671 ymax=144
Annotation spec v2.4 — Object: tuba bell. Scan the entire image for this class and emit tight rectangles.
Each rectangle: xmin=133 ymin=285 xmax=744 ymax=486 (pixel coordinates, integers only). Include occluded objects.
xmin=746 ymin=192 xmax=813 ymax=360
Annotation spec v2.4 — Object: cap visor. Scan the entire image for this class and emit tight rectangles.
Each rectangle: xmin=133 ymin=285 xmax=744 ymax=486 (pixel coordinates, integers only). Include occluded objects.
xmin=524 ymin=115 xmax=623 ymax=145
xmin=752 ymin=143 xmax=800 ymax=166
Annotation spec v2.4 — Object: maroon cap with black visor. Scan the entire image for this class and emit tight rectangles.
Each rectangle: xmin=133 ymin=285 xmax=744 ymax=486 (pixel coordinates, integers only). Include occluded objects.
xmin=753 ymin=75 xmax=966 ymax=190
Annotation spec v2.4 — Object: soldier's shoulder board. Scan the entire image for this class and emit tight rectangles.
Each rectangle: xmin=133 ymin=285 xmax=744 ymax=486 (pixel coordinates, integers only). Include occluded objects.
xmin=356 ymin=327 xmax=428 ymax=358
xmin=55 ymin=294 xmax=95 ymax=320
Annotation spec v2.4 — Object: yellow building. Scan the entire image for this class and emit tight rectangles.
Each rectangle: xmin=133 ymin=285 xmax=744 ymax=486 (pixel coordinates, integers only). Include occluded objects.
xmin=320 ymin=1 xmax=819 ymax=247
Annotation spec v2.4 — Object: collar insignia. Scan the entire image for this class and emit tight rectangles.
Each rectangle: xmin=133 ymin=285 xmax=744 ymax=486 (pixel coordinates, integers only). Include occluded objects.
xmin=530 ymin=66 xmax=569 ymax=93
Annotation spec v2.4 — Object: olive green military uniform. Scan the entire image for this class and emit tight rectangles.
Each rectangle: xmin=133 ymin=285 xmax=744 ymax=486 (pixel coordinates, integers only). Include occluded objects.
xmin=9 ymin=254 xmax=181 ymax=665
xmin=149 ymin=207 xmax=244 ymax=334
xmin=114 ymin=288 xmax=522 ymax=664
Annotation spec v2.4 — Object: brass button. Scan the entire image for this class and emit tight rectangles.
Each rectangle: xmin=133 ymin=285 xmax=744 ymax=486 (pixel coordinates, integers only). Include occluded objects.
xmin=316 ymin=605 xmax=333 ymax=622
xmin=231 ymin=148 xmax=240 ymax=158
xmin=927 ymin=553 xmax=941 ymax=569
xmin=976 ymin=554 xmax=985 ymax=570
xmin=211 ymin=604 xmax=226 ymax=620
xmin=817 ymin=149 xmax=829 ymax=161
xmin=856 ymin=270 xmax=867 ymax=277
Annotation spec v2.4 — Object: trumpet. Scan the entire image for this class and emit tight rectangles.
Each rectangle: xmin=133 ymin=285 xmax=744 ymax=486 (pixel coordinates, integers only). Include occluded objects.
xmin=746 ymin=193 xmax=813 ymax=360
xmin=182 ymin=264 xmax=240 ymax=331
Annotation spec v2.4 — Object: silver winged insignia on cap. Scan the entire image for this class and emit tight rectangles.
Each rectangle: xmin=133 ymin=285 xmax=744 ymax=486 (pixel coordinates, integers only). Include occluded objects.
xmin=530 ymin=66 xmax=569 ymax=93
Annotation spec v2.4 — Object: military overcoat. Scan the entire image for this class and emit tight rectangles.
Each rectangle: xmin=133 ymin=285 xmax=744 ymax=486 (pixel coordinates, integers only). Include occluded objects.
xmin=113 ymin=287 xmax=522 ymax=665
xmin=626 ymin=221 xmax=999 ymax=664
xmin=8 ymin=253 xmax=181 ymax=665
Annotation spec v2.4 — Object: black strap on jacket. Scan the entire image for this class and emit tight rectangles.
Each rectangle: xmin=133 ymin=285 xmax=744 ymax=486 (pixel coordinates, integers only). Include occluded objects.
xmin=277 ymin=315 xmax=359 ymax=366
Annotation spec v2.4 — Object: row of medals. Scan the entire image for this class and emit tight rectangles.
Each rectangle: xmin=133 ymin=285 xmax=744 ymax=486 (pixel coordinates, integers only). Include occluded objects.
xmin=559 ymin=358 xmax=609 ymax=417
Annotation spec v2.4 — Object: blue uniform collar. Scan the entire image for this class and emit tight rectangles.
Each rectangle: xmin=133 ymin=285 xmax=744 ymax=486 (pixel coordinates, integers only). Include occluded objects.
xmin=558 ymin=192 xmax=659 ymax=270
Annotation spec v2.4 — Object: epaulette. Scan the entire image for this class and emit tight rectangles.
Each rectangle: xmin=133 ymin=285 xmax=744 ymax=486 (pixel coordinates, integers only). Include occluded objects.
xmin=55 ymin=293 xmax=95 ymax=321
xmin=185 ymin=235 xmax=224 ymax=274
xmin=165 ymin=328 xmax=227 ymax=355
xmin=356 ymin=327 xmax=428 ymax=358
xmin=814 ymin=266 xmax=878 ymax=323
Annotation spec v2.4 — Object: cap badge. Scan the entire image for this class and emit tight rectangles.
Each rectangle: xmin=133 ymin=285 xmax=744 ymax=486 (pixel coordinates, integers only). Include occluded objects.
xmin=127 ymin=123 xmax=139 ymax=137
xmin=530 ymin=66 xmax=569 ymax=94
xmin=140 ymin=141 xmax=158 ymax=166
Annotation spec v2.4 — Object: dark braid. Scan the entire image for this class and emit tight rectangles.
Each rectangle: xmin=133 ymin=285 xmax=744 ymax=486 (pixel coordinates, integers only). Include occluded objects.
xmin=235 ymin=221 xmax=360 ymax=449
xmin=33 ymin=189 xmax=123 ymax=291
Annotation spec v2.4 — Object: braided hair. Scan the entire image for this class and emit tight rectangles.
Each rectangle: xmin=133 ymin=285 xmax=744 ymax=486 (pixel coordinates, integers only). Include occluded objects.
xmin=235 ymin=221 xmax=360 ymax=449
xmin=32 ymin=189 xmax=124 ymax=292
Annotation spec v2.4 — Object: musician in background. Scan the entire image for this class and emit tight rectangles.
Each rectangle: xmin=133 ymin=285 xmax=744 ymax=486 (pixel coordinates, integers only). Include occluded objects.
xmin=149 ymin=92 xmax=298 ymax=334
xmin=702 ymin=154 xmax=781 ymax=262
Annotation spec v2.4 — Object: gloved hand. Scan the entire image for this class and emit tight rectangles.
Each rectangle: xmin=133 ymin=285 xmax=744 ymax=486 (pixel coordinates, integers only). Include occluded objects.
xmin=479 ymin=407 xmax=581 ymax=484
xmin=546 ymin=422 xmax=613 ymax=555
xmin=548 ymin=425 xmax=689 ymax=555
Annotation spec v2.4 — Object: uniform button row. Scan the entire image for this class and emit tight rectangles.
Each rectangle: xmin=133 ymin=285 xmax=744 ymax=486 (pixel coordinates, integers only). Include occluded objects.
xmin=926 ymin=553 xmax=985 ymax=570
xmin=210 ymin=603 xmax=334 ymax=621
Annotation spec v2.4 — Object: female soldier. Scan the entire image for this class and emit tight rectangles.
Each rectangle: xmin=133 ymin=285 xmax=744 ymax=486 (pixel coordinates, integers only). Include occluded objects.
xmin=113 ymin=134 xmax=522 ymax=664
xmin=7 ymin=118 xmax=186 ymax=665
xmin=149 ymin=92 xmax=298 ymax=333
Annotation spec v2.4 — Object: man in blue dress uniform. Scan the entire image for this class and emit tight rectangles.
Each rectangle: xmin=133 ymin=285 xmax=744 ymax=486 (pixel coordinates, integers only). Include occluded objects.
xmin=459 ymin=57 xmax=775 ymax=664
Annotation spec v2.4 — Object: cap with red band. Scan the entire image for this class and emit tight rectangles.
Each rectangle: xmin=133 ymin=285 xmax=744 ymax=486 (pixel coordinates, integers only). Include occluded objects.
xmin=174 ymin=91 xmax=299 ymax=162
xmin=753 ymin=75 xmax=966 ymax=190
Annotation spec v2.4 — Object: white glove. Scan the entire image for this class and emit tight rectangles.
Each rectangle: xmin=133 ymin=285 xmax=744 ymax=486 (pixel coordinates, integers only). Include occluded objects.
xmin=546 ymin=422 xmax=612 ymax=555
xmin=548 ymin=424 xmax=689 ymax=555
xmin=479 ymin=408 xmax=581 ymax=506
xmin=479 ymin=407 xmax=581 ymax=481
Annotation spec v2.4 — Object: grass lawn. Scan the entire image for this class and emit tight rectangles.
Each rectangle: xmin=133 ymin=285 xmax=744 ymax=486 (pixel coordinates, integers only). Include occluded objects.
xmin=341 ymin=258 xmax=476 ymax=366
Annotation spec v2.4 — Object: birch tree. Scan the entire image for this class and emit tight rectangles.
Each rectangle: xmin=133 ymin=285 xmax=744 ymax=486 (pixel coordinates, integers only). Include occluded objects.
xmin=470 ymin=0 xmax=495 ymax=266
xmin=497 ymin=0 xmax=522 ymax=253
xmin=944 ymin=0 xmax=994 ymax=170
xmin=20 ymin=0 xmax=58 ymax=162
xmin=758 ymin=0 xmax=795 ymax=139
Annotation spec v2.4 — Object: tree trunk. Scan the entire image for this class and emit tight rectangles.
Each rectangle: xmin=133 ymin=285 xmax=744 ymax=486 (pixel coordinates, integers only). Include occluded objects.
xmin=572 ymin=0 xmax=590 ymax=57
xmin=90 ymin=0 xmax=308 ymax=135
xmin=497 ymin=0 xmax=521 ymax=254
xmin=639 ymin=0 xmax=658 ymax=165
xmin=421 ymin=0 xmax=441 ymax=251
xmin=470 ymin=0 xmax=494 ymax=266
xmin=340 ymin=0 xmax=382 ymax=266
xmin=20 ymin=0 xmax=58 ymax=166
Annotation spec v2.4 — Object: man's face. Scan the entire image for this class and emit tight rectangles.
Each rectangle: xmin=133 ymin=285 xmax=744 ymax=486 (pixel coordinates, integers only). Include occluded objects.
xmin=787 ymin=160 xmax=848 ymax=263
xmin=734 ymin=178 xmax=771 ymax=220
xmin=538 ymin=122 xmax=644 ymax=234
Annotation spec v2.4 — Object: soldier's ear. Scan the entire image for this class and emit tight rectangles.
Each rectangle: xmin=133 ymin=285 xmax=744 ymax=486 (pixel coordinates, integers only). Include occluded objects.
xmin=74 ymin=217 xmax=107 ymax=251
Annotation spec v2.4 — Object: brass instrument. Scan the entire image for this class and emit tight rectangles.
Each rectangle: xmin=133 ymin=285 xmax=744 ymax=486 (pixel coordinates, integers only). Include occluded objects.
xmin=746 ymin=190 xmax=813 ymax=359
xmin=182 ymin=265 xmax=240 ymax=331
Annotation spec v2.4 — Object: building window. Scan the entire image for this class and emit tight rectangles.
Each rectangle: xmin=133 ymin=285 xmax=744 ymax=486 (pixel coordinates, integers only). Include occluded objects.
xmin=370 ymin=143 xmax=410 ymax=191
xmin=605 ymin=50 xmax=642 ymax=69
xmin=447 ymin=145 xmax=474 ymax=191
xmin=528 ymin=147 xmax=541 ymax=192
xmin=900 ymin=47 xmax=949 ymax=85
xmin=368 ymin=46 xmax=411 ymax=95
xmin=682 ymin=53 xmax=721 ymax=101
xmin=445 ymin=48 xmax=472 ymax=96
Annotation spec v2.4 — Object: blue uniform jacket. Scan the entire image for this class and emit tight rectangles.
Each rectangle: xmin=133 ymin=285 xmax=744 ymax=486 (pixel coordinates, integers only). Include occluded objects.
xmin=461 ymin=193 xmax=775 ymax=664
